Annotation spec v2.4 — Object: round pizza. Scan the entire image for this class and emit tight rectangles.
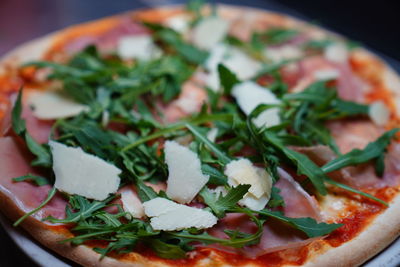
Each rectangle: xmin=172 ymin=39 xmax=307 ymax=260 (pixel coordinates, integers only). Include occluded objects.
xmin=1 ymin=2 xmax=400 ymax=267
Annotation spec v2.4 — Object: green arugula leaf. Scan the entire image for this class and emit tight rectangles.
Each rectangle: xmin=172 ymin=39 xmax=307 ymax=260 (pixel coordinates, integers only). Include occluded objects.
xmin=11 ymin=88 xmax=26 ymax=135
xmin=46 ymin=195 xmax=114 ymax=224
xmin=186 ymin=123 xmax=231 ymax=165
xmin=155 ymin=28 xmax=208 ymax=65
xmin=148 ymin=239 xmax=187 ymax=259
xmin=200 ymin=184 xmax=250 ymax=218
xmin=136 ymin=180 xmax=158 ymax=202
xmin=257 ymin=210 xmax=342 ymax=237
xmin=12 ymin=174 xmax=50 ymax=186
xmin=11 ymin=89 xmax=52 ymax=167
xmin=267 ymin=186 xmax=285 ymax=208
xmin=322 ymin=128 xmax=399 ymax=173
xmin=201 ymin=164 xmax=227 ymax=185
xmin=218 ymin=63 xmax=240 ymax=94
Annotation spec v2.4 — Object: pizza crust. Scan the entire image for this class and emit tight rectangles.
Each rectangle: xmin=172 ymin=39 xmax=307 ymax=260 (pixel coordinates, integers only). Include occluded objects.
xmin=1 ymin=4 xmax=400 ymax=267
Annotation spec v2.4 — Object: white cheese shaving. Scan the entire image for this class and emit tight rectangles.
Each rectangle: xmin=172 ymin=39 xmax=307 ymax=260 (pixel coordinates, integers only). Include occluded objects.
xmin=224 ymin=158 xmax=272 ymax=211
xmin=49 ymin=141 xmax=121 ymax=201
xmin=263 ymin=45 xmax=303 ymax=63
xmin=121 ymin=188 xmax=144 ymax=219
xmin=165 ymin=141 xmax=209 ymax=203
xmin=117 ymin=35 xmax=161 ymax=61
xmin=192 ymin=16 xmax=229 ymax=50
xmin=207 ymin=128 xmax=218 ymax=143
xmin=231 ymin=81 xmax=281 ymax=128
xmin=369 ymin=101 xmax=390 ymax=126
xmin=324 ymin=42 xmax=348 ymax=63
xmin=313 ymin=69 xmax=340 ymax=81
xmin=143 ymin=197 xmax=217 ymax=231
xmin=164 ymin=14 xmax=190 ymax=33
xmin=28 ymin=90 xmax=89 ymax=120
xmin=205 ymin=44 xmax=261 ymax=91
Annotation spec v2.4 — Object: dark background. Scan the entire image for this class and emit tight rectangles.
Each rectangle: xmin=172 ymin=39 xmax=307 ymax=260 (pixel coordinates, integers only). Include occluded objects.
xmin=0 ymin=0 xmax=399 ymax=266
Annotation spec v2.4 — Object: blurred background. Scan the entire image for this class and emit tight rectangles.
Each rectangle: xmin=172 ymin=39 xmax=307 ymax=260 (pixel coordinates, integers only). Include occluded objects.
xmin=0 ymin=0 xmax=399 ymax=266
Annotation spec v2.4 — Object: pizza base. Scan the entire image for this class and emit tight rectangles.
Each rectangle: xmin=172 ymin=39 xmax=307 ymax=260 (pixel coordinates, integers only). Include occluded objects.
xmin=1 ymin=4 xmax=400 ymax=267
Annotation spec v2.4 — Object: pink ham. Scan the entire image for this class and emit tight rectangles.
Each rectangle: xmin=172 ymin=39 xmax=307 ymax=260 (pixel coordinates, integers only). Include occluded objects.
xmin=0 ymin=137 xmax=66 ymax=222
xmin=65 ymin=17 xmax=148 ymax=54
xmin=164 ymin=80 xmax=207 ymax=123
xmin=207 ymin=168 xmax=321 ymax=258
xmin=0 ymin=94 xmax=53 ymax=144
xmin=293 ymin=121 xmax=400 ymax=189
xmin=290 ymin=56 xmax=369 ymax=102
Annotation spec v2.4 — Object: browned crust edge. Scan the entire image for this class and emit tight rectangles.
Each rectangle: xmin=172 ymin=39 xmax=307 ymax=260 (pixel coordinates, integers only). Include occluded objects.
xmin=0 ymin=4 xmax=400 ymax=267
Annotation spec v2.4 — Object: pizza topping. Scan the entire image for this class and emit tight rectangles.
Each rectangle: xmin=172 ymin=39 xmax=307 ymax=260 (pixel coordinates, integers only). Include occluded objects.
xmin=120 ymin=186 xmax=145 ymax=218
xmin=143 ymin=197 xmax=218 ymax=230
xmin=28 ymin=90 xmax=89 ymax=119
xmin=232 ymin=81 xmax=281 ymax=128
xmin=117 ymin=35 xmax=162 ymax=61
xmin=49 ymin=141 xmax=121 ymax=201
xmin=369 ymin=100 xmax=390 ymax=126
xmin=165 ymin=140 xmax=209 ymax=203
xmin=192 ymin=16 xmax=229 ymax=50
xmin=205 ymin=44 xmax=261 ymax=91
xmin=4 ymin=2 xmax=399 ymax=261
xmin=164 ymin=14 xmax=190 ymax=34
xmin=324 ymin=42 xmax=349 ymax=63
xmin=224 ymin=158 xmax=272 ymax=210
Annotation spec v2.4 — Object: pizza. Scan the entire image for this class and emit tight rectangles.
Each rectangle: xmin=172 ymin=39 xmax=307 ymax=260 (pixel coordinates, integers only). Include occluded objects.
xmin=1 ymin=2 xmax=400 ymax=267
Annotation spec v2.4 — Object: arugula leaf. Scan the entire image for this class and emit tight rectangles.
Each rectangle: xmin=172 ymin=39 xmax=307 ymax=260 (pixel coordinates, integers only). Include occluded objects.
xmin=322 ymin=128 xmax=399 ymax=173
xmin=148 ymin=239 xmax=187 ymax=259
xmin=154 ymin=28 xmax=208 ymax=65
xmin=257 ymin=210 xmax=342 ymax=237
xmin=46 ymin=195 xmax=114 ymax=224
xmin=324 ymin=177 xmax=388 ymax=206
xmin=14 ymin=187 xmax=57 ymax=226
xmin=258 ymin=28 xmax=299 ymax=45
xmin=136 ymin=180 xmax=158 ymax=202
xmin=218 ymin=63 xmax=240 ymax=94
xmin=168 ymin=207 xmax=264 ymax=248
xmin=11 ymin=88 xmax=26 ymax=135
xmin=186 ymin=123 xmax=231 ymax=164
xmin=200 ymin=184 xmax=250 ymax=218
xmin=11 ymin=89 xmax=52 ymax=167
xmin=267 ymin=186 xmax=285 ymax=208
xmin=201 ymin=164 xmax=227 ymax=185
xmin=12 ymin=174 xmax=50 ymax=186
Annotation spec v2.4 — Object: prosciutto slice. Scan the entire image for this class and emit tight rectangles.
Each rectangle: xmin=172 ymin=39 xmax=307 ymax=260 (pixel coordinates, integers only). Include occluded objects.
xmin=293 ymin=120 xmax=400 ymax=189
xmin=64 ymin=18 xmax=148 ymax=54
xmin=0 ymin=137 xmax=66 ymax=222
xmin=0 ymin=96 xmax=53 ymax=144
xmin=207 ymin=168 xmax=321 ymax=258
xmin=287 ymin=56 xmax=369 ymax=103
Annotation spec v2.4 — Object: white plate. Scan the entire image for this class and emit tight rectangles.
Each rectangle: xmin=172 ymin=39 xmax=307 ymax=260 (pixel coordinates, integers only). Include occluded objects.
xmin=1 ymin=211 xmax=400 ymax=267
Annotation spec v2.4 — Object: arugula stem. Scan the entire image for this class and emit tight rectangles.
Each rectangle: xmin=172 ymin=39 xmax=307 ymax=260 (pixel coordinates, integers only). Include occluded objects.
xmin=13 ymin=187 xmax=57 ymax=227
xmin=121 ymin=113 xmax=232 ymax=152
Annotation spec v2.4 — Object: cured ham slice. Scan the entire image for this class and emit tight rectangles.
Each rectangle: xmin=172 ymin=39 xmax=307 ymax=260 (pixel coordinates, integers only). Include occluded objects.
xmin=293 ymin=125 xmax=400 ymax=189
xmin=65 ymin=18 xmax=148 ymax=54
xmin=288 ymin=56 xmax=369 ymax=103
xmin=0 ymin=95 xmax=53 ymax=144
xmin=0 ymin=137 xmax=66 ymax=221
xmin=207 ymin=168 xmax=321 ymax=258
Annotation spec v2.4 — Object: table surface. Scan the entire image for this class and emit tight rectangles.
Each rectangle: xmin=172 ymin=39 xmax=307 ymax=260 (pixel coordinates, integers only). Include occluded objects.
xmin=0 ymin=1 xmax=399 ymax=266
